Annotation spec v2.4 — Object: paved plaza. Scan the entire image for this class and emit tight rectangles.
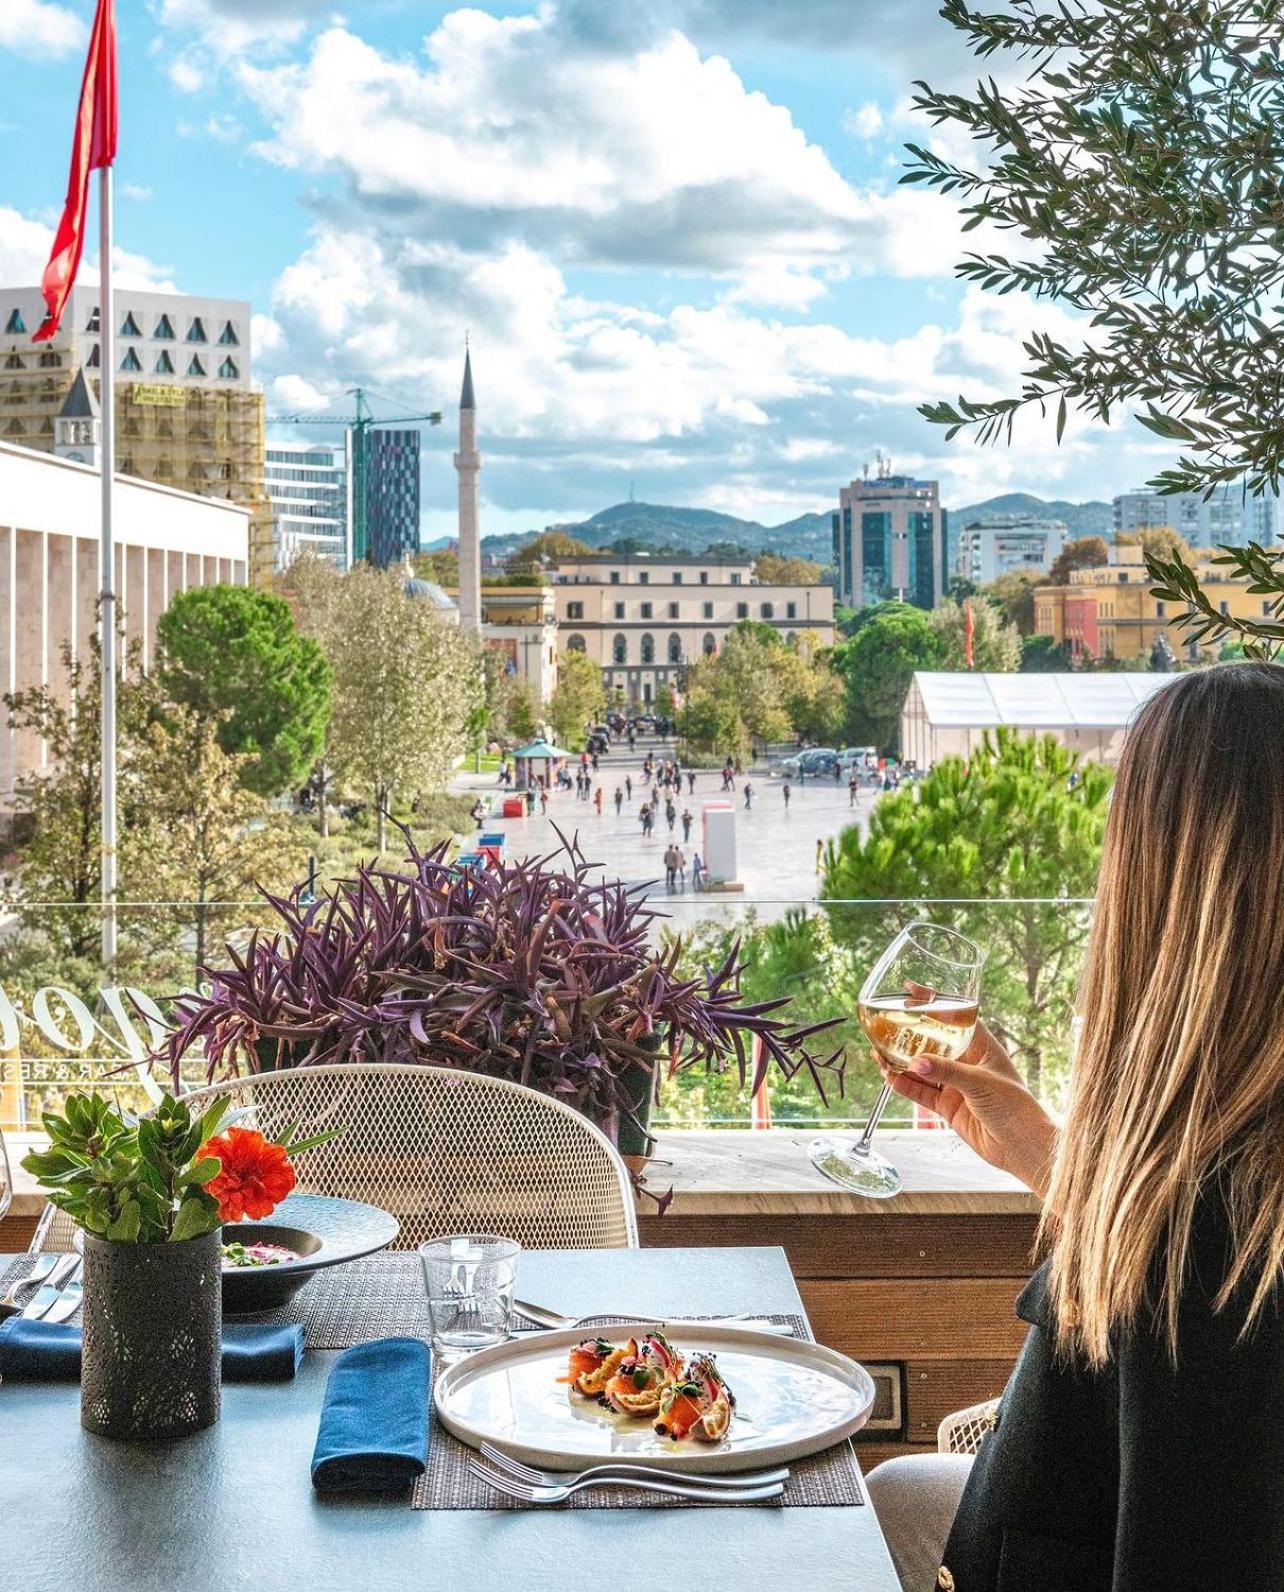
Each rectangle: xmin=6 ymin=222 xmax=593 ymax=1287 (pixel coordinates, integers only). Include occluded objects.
xmin=452 ymin=737 xmax=876 ymax=920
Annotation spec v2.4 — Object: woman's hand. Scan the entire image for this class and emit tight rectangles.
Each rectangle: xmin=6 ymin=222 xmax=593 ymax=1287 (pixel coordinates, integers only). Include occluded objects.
xmin=879 ymin=1021 xmax=1058 ymax=1198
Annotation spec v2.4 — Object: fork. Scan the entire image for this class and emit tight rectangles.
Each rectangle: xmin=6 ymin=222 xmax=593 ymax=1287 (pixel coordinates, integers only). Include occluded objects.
xmin=467 ymin=1460 xmax=785 ymax=1505
xmin=478 ymin=1441 xmax=789 ymax=1491
xmin=514 ymin=1300 xmax=792 ymax=1336
xmin=0 ymin=1255 xmax=57 ymax=1310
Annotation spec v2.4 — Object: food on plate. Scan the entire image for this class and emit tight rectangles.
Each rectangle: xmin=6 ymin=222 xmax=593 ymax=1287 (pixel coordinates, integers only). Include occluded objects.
xmin=220 ymin=1240 xmax=301 ymax=1268
xmin=559 ymin=1329 xmax=736 ymax=1442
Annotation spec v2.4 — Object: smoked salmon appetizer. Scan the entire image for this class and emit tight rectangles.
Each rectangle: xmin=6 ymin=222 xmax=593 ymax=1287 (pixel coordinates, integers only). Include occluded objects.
xmin=559 ymin=1330 xmax=735 ymax=1442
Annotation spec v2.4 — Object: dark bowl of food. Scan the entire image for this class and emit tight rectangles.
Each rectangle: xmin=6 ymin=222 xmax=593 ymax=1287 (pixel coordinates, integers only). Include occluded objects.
xmin=220 ymin=1194 xmax=400 ymax=1315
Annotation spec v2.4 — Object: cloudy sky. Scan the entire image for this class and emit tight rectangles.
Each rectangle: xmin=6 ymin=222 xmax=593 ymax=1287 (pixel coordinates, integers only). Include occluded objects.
xmin=0 ymin=0 xmax=1172 ymax=538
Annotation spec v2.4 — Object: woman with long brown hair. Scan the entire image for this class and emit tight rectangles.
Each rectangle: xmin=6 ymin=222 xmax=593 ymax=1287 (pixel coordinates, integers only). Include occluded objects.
xmin=866 ymin=662 xmax=1284 ymax=1591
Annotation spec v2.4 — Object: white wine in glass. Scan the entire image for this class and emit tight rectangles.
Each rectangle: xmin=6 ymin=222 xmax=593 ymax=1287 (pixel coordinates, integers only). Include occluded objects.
xmin=810 ymin=923 xmax=985 ymax=1197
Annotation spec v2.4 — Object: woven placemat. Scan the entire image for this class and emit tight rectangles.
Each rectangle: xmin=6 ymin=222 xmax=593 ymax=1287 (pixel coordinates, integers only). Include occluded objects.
xmin=1 ymin=1255 xmax=865 ymax=1511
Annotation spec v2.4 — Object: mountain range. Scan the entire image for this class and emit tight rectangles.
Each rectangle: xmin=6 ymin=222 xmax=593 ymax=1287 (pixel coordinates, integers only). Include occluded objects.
xmin=435 ymin=492 xmax=1113 ymax=563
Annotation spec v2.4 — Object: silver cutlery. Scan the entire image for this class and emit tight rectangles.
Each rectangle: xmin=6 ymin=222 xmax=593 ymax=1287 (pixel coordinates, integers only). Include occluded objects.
xmin=0 ymin=1255 xmax=57 ymax=1310
xmin=478 ymin=1441 xmax=789 ymax=1492
xmin=19 ymin=1255 xmax=81 ymax=1320
xmin=467 ymin=1459 xmax=785 ymax=1505
xmin=514 ymin=1300 xmax=792 ymax=1337
xmin=41 ymin=1277 xmax=83 ymax=1324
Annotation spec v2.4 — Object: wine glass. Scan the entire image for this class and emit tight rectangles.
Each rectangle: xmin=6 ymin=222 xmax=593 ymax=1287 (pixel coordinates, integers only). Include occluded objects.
xmin=809 ymin=922 xmax=985 ymax=1197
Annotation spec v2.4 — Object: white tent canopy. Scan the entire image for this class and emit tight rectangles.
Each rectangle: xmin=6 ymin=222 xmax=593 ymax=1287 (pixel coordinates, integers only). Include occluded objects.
xmin=901 ymin=671 xmax=1175 ymax=766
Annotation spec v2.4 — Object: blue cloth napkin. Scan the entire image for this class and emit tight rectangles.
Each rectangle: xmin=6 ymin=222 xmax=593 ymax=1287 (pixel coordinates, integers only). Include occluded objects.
xmin=0 ymin=1318 xmax=305 ymax=1382
xmin=310 ymin=1337 xmax=431 ymax=1494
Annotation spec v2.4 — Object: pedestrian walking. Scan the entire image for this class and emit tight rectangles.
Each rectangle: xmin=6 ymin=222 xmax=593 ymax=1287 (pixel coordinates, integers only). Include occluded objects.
xmin=539 ymin=787 xmax=548 ymax=815
xmin=665 ymin=799 xmax=677 ymax=832
xmin=782 ymin=781 xmax=791 ymax=810
xmin=677 ymin=848 xmax=687 ymax=886
xmin=614 ymin=786 xmax=624 ymax=814
xmin=743 ymin=782 xmax=753 ymax=810
xmin=593 ymin=786 xmax=603 ymax=814
xmin=525 ymin=788 xmax=536 ymax=815
xmin=687 ymin=770 xmax=696 ymax=794
xmin=663 ymin=843 xmax=679 ymax=890
xmin=681 ymin=807 xmax=693 ymax=842
xmin=815 ymin=837 xmax=824 ymax=872
xmin=692 ymin=851 xmax=705 ymax=890
xmin=625 ymin=774 xmax=633 ymax=800
xmin=849 ymin=774 xmax=859 ymax=807
xmin=833 ymin=761 xmax=842 ymax=785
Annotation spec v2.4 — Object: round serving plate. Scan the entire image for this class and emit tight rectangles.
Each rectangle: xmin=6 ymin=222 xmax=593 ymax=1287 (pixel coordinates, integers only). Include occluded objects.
xmin=220 ymin=1193 xmax=400 ymax=1313
xmin=434 ymin=1321 xmax=876 ymax=1473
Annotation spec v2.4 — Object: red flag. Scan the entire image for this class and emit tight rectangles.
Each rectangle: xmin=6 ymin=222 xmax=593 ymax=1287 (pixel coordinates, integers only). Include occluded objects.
xmin=33 ymin=0 xmax=117 ymax=344
xmin=964 ymin=598 xmax=975 ymax=669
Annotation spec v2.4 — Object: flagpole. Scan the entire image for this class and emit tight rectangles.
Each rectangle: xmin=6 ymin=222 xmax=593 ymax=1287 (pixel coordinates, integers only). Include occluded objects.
xmin=99 ymin=162 xmax=117 ymax=968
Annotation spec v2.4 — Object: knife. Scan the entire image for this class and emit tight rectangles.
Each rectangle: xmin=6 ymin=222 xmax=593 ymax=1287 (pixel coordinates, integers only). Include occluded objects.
xmin=41 ymin=1279 xmax=83 ymax=1324
xmin=20 ymin=1255 xmax=81 ymax=1319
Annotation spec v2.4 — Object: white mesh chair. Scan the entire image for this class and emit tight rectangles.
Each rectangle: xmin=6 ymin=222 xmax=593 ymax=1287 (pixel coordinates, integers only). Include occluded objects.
xmin=938 ymin=1397 xmax=1001 ymax=1456
xmin=28 ymin=1200 xmax=79 ymax=1255
xmin=180 ymin=1063 xmax=639 ymax=1252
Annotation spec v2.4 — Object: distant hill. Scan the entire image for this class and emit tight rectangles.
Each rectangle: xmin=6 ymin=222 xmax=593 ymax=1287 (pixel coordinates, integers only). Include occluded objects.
xmin=435 ymin=492 xmax=1113 ymax=565
xmin=947 ymin=492 xmax=1112 ymax=538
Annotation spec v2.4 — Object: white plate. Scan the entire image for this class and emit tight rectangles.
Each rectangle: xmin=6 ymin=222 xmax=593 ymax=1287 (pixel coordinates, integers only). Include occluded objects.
xmin=434 ymin=1321 xmax=876 ymax=1473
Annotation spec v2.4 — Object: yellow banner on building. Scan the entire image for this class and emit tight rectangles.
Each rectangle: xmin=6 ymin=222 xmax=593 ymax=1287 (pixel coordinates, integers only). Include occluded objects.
xmin=130 ymin=383 xmax=187 ymax=408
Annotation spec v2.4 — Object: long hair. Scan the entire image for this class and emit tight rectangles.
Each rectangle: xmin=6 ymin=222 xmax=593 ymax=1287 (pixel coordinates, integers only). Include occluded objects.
xmin=1044 ymin=662 xmax=1284 ymax=1366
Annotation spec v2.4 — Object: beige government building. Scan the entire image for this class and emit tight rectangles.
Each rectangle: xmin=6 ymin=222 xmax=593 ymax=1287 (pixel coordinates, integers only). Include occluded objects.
xmin=550 ymin=553 xmax=834 ymax=705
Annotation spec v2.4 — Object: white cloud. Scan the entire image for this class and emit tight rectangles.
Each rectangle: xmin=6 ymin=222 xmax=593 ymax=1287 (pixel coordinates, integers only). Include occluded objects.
xmin=121 ymin=183 xmax=154 ymax=202
xmin=0 ymin=0 xmax=85 ymax=60
xmin=167 ymin=57 xmax=206 ymax=93
xmin=151 ymin=0 xmax=327 ymax=56
xmin=0 ymin=207 xmax=180 ymax=294
xmin=238 ymin=18 xmax=967 ymax=297
xmin=843 ymin=102 xmax=884 ymax=139
xmin=204 ymin=112 xmax=243 ymax=143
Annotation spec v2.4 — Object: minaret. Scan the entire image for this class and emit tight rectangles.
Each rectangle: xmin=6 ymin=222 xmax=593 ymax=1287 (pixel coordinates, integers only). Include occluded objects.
xmin=454 ymin=344 xmax=482 ymax=632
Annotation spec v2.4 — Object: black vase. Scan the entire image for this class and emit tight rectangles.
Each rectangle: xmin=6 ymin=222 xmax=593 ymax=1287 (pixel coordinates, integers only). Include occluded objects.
xmin=616 ymin=1035 xmax=663 ymax=1164
xmin=80 ymin=1229 xmax=223 ymax=1439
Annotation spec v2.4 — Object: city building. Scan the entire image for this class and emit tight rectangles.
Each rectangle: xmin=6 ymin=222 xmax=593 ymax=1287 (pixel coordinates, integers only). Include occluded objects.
xmin=478 ymin=584 xmax=558 ymax=703
xmin=265 ymin=441 xmax=348 ymax=570
xmin=0 ymin=439 xmax=248 ymax=810
xmin=956 ymin=515 xmax=1069 ymax=584
xmin=454 ymin=347 xmax=482 ymax=632
xmin=1033 ymin=543 xmax=1267 ymax=663
xmin=0 ymin=284 xmax=271 ymax=582
xmin=901 ymin=671 xmax=1172 ymax=768
xmin=550 ymin=553 xmax=834 ymax=706
xmin=354 ymin=427 xmax=420 ymax=569
xmin=832 ymin=472 xmax=943 ymax=610
xmin=1112 ymin=484 xmax=1277 ymax=548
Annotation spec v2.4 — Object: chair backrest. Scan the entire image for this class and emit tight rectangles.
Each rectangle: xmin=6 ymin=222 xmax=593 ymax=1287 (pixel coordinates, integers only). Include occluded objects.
xmin=181 ymin=1064 xmax=639 ymax=1251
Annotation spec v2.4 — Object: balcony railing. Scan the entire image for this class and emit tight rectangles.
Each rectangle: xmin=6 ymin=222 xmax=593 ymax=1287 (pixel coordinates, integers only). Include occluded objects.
xmin=0 ymin=896 xmax=1093 ymax=1133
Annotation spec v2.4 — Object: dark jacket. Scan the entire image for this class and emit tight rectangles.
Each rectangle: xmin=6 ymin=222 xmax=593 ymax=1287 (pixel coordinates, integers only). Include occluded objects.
xmin=939 ymin=1187 xmax=1284 ymax=1591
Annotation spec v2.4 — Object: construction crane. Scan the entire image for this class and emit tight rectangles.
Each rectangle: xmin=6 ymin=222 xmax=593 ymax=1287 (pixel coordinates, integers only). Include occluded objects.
xmin=267 ymin=386 xmax=443 ymax=564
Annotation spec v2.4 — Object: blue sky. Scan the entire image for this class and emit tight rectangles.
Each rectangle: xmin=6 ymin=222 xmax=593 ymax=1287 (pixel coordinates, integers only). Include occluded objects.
xmin=0 ymin=0 xmax=1175 ymax=540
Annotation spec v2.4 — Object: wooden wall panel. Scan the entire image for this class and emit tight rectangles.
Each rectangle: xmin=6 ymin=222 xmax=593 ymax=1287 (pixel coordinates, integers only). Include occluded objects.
xmin=904 ymin=1359 xmax=1012 ymax=1444
xmin=800 ymin=1278 xmax=1028 ymax=1362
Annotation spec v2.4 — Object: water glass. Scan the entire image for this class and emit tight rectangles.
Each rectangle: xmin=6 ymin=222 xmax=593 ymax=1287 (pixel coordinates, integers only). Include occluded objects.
xmin=418 ymin=1233 xmax=520 ymax=1356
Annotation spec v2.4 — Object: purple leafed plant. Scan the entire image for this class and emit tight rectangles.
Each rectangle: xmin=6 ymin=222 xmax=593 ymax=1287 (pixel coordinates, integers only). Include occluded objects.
xmin=160 ymin=827 xmax=844 ymax=1143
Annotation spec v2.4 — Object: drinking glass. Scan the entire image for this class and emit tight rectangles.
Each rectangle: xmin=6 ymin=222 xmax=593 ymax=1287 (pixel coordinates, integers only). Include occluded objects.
xmin=419 ymin=1233 xmax=521 ymax=1357
xmin=809 ymin=922 xmax=985 ymax=1197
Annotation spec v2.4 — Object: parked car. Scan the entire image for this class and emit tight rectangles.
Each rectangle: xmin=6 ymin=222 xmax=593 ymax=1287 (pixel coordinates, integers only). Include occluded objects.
xmin=779 ymin=747 xmax=839 ymax=778
xmin=838 ymin=746 xmax=879 ymax=771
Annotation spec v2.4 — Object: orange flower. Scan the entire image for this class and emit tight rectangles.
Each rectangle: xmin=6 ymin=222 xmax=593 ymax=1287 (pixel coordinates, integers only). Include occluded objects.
xmin=200 ymin=1126 xmax=297 ymax=1222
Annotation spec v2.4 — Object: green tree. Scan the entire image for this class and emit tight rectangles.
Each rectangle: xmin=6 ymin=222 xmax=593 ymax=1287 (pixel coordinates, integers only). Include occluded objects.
xmin=910 ymin=0 xmax=1284 ymax=502
xmin=676 ymin=628 xmax=795 ymax=760
xmin=548 ymin=649 xmax=606 ymax=748
xmin=506 ymin=529 xmax=592 ymax=573
xmin=1115 ymin=527 xmax=1193 ymax=566
xmin=930 ymin=597 xmax=1022 ymax=671
xmin=1045 ymin=537 xmax=1109 ymax=587
xmin=128 ymin=706 xmax=307 ymax=974
xmin=412 ymin=548 xmax=459 ymax=586
xmin=295 ymin=562 xmax=483 ymax=852
xmin=831 ymin=602 xmax=945 ymax=752
xmin=157 ymin=585 xmax=331 ymax=798
xmin=824 ymin=729 xmax=1111 ymax=1097
xmin=984 ymin=567 xmax=1042 ymax=636
xmin=505 ymin=684 xmax=540 ymax=744
xmin=1020 ymin=634 xmax=1072 ymax=673
xmin=754 ymin=552 xmax=823 ymax=585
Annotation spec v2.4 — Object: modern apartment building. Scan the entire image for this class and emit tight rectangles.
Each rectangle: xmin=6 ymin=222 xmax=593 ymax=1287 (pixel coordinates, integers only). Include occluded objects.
xmin=956 ymin=515 xmax=1068 ymax=584
xmin=832 ymin=474 xmax=944 ymax=610
xmin=0 ymin=284 xmax=271 ymax=582
xmin=356 ymin=426 xmax=420 ymax=568
xmin=265 ymin=441 xmax=348 ymax=570
xmin=1033 ymin=543 xmax=1268 ymax=663
xmin=551 ymin=553 xmax=834 ymax=706
xmin=1112 ymin=485 xmax=1275 ymax=548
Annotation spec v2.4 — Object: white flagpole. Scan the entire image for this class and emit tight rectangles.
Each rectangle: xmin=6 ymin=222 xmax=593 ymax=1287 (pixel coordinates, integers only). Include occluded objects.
xmin=99 ymin=163 xmax=117 ymax=968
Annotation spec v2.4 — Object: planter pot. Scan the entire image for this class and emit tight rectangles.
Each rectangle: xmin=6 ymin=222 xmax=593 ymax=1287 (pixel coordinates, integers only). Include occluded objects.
xmin=615 ymin=1040 xmax=662 ymax=1174
xmin=253 ymin=1036 xmax=304 ymax=1073
xmin=80 ymin=1229 xmax=222 ymax=1440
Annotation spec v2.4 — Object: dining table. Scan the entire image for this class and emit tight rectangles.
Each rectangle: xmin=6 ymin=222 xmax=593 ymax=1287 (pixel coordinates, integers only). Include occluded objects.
xmin=0 ymin=1244 xmax=902 ymax=1592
